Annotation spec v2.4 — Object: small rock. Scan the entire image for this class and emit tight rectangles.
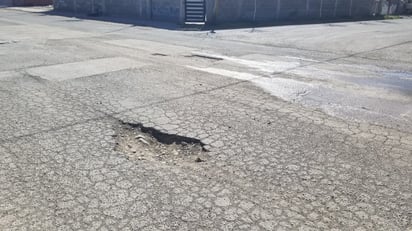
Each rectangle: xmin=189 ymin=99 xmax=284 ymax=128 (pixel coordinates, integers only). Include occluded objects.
xmin=215 ymin=197 xmax=231 ymax=207
xmin=138 ymin=138 xmax=150 ymax=145
xmin=195 ymin=157 xmax=204 ymax=163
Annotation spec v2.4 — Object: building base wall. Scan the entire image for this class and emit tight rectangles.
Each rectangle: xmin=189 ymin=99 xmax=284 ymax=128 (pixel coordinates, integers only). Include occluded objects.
xmin=54 ymin=0 xmax=404 ymax=25
xmin=13 ymin=0 xmax=52 ymax=6
xmin=1 ymin=0 xmax=52 ymax=6
xmin=206 ymin=0 xmax=382 ymax=25
xmin=0 ymin=0 xmax=12 ymax=6
xmin=53 ymin=0 xmax=184 ymax=24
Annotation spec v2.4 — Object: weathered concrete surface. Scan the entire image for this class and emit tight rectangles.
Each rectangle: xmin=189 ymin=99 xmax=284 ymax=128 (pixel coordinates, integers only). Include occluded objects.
xmin=0 ymin=7 xmax=411 ymax=231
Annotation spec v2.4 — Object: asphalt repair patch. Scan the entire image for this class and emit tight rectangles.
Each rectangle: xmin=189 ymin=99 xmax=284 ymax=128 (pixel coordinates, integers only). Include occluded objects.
xmin=25 ymin=57 xmax=145 ymax=81
xmin=114 ymin=121 xmax=208 ymax=164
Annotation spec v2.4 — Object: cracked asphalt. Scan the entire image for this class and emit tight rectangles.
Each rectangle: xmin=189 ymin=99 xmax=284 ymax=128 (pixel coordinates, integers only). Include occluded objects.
xmin=1 ymin=7 xmax=412 ymax=231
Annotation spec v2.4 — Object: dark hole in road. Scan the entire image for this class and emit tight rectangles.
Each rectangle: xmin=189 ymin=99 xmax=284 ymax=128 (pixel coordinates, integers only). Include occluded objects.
xmin=125 ymin=121 xmax=206 ymax=148
xmin=114 ymin=121 xmax=208 ymax=163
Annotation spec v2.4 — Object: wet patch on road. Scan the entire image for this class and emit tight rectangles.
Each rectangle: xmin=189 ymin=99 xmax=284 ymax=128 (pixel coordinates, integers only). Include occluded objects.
xmin=114 ymin=121 xmax=208 ymax=164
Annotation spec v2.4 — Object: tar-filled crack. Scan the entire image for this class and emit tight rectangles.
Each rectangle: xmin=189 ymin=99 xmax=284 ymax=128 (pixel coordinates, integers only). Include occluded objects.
xmin=185 ymin=54 xmax=224 ymax=61
xmin=152 ymin=53 xmax=168 ymax=57
xmin=0 ymin=40 xmax=17 ymax=45
xmin=115 ymin=120 xmax=208 ymax=163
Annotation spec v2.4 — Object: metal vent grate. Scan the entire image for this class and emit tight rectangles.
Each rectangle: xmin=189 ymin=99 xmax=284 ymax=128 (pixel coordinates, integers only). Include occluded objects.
xmin=185 ymin=0 xmax=206 ymax=23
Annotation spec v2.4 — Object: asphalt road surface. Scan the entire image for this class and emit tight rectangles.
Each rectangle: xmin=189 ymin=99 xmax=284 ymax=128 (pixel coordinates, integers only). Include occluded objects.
xmin=0 ymin=7 xmax=411 ymax=231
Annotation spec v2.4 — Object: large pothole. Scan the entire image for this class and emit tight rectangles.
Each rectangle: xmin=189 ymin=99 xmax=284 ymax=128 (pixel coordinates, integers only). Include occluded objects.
xmin=114 ymin=121 xmax=208 ymax=164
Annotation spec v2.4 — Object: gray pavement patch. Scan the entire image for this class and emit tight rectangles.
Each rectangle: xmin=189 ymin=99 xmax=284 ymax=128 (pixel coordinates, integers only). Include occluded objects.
xmin=115 ymin=121 xmax=207 ymax=163
xmin=187 ymin=66 xmax=313 ymax=102
xmin=104 ymin=39 xmax=194 ymax=55
xmin=25 ymin=57 xmax=146 ymax=81
xmin=0 ymin=70 xmax=19 ymax=80
xmin=0 ymin=19 xmax=20 ymax=26
xmin=192 ymin=52 xmax=304 ymax=73
xmin=188 ymin=51 xmax=412 ymax=131
xmin=0 ymin=24 xmax=95 ymax=41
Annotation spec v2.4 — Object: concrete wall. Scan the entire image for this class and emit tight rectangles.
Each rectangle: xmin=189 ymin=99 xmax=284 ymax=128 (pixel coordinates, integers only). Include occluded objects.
xmin=54 ymin=0 xmax=397 ymax=25
xmin=53 ymin=0 xmax=184 ymax=23
xmin=379 ymin=0 xmax=405 ymax=15
xmin=1 ymin=0 xmax=52 ymax=6
xmin=12 ymin=0 xmax=52 ymax=6
xmin=0 ymin=0 xmax=12 ymax=6
xmin=151 ymin=0 xmax=181 ymax=21
xmin=206 ymin=0 xmax=380 ymax=24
